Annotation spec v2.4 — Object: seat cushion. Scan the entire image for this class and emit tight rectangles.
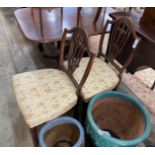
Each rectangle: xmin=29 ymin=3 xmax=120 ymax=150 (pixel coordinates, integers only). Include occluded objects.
xmin=64 ymin=57 xmax=119 ymax=101
xmin=134 ymin=68 xmax=155 ymax=90
xmin=13 ymin=69 xmax=77 ymax=128
xmin=89 ymin=34 xmax=109 ymax=55
xmin=122 ymin=73 xmax=155 ymax=115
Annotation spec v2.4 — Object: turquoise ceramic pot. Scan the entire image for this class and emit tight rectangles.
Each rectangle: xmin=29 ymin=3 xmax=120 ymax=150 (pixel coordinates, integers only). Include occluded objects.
xmin=86 ymin=91 xmax=151 ymax=147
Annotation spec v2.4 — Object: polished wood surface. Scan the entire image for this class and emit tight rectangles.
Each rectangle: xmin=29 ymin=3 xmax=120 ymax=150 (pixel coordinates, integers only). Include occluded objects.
xmin=31 ymin=7 xmax=63 ymax=38
xmin=140 ymin=8 xmax=155 ymax=29
xmin=110 ymin=9 xmax=155 ymax=73
xmin=14 ymin=7 xmax=115 ymax=43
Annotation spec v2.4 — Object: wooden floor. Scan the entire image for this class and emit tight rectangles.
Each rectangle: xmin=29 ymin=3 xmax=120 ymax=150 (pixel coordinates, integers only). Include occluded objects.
xmin=0 ymin=8 xmax=154 ymax=147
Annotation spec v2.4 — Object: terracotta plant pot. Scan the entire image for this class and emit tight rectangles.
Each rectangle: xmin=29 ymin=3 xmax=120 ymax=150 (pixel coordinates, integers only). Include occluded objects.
xmin=86 ymin=91 xmax=151 ymax=146
xmin=39 ymin=116 xmax=84 ymax=147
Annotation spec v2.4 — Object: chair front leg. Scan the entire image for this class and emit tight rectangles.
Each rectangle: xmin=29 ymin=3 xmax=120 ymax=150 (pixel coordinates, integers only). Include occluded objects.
xmin=74 ymin=97 xmax=88 ymax=126
xmin=82 ymin=101 xmax=88 ymax=126
xmin=74 ymin=97 xmax=81 ymax=120
xmin=30 ymin=127 xmax=39 ymax=147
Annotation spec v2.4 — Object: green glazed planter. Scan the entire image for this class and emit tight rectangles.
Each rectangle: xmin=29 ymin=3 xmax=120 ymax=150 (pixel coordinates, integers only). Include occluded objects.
xmin=86 ymin=91 xmax=151 ymax=147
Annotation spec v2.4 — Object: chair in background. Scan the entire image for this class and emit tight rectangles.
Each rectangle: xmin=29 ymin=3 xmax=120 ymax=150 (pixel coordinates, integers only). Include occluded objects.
xmin=97 ymin=17 xmax=141 ymax=77
xmin=12 ymin=26 xmax=95 ymax=146
xmin=89 ymin=33 xmax=109 ymax=56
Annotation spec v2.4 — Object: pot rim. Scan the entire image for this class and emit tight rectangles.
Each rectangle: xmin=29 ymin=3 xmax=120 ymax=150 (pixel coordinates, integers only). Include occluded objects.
xmin=87 ymin=91 xmax=151 ymax=146
xmin=38 ymin=116 xmax=84 ymax=147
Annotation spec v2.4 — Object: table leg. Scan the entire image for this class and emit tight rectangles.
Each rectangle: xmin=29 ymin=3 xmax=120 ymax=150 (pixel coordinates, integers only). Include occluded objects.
xmin=39 ymin=8 xmax=43 ymax=38
xmin=77 ymin=7 xmax=82 ymax=26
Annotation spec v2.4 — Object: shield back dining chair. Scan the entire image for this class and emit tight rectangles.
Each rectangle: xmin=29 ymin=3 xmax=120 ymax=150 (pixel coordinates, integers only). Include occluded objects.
xmin=12 ymin=26 xmax=95 ymax=146
xmin=63 ymin=17 xmax=141 ymax=123
xmin=98 ymin=16 xmax=141 ymax=78
xmin=65 ymin=17 xmax=140 ymax=102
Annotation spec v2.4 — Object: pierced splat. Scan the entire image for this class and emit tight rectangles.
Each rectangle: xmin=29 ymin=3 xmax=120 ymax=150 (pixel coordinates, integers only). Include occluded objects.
xmin=67 ymin=30 xmax=88 ymax=74
xmin=60 ymin=26 xmax=95 ymax=95
xmin=98 ymin=17 xmax=140 ymax=76
xmin=108 ymin=18 xmax=132 ymax=61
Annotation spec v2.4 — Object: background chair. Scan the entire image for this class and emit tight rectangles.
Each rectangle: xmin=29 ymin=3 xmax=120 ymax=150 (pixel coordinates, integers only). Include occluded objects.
xmin=98 ymin=17 xmax=141 ymax=77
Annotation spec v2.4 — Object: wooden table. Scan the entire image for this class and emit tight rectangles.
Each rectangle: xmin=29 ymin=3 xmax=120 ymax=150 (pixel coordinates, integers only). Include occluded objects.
xmin=110 ymin=10 xmax=155 ymax=73
xmin=14 ymin=7 xmax=115 ymax=43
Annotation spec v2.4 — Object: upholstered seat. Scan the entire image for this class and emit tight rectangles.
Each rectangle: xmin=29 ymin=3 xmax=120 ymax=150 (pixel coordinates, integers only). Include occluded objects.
xmin=134 ymin=68 xmax=155 ymax=90
xmin=13 ymin=69 xmax=77 ymax=128
xmin=89 ymin=34 xmax=109 ymax=55
xmin=64 ymin=57 xmax=119 ymax=101
xmin=122 ymin=73 xmax=155 ymax=115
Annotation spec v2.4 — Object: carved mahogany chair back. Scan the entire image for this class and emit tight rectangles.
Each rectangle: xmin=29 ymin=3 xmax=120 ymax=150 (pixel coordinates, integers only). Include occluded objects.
xmin=60 ymin=26 xmax=95 ymax=95
xmin=98 ymin=17 xmax=140 ymax=77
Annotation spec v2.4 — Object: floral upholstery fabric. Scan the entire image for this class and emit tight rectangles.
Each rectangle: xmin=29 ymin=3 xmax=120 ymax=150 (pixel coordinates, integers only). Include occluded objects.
xmin=89 ymin=34 xmax=109 ymax=55
xmin=134 ymin=68 xmax=155 ymax=90
xmin=122 ymin=73 xmax=155 ymax=115
xmin=64 ymin=57 xmax=119 ymax=101
xmin=12 ymin=69 xmax=77 ymax=128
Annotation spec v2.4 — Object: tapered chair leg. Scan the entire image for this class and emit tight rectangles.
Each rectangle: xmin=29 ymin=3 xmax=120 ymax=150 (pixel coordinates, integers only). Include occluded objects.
xmin=82 ymin=102 xmax=88 ymax=126
xmin=74 ymin=98 xmax=80 ymax=120
xmin=30 ymin=127 xmax=39 ymax=147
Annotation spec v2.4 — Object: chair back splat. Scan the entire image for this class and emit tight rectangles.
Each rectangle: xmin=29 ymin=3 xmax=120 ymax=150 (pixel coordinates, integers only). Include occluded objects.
xmin=60 ymin=26 xmax=95 ymax=96
xmin=98 ymin=17 xmax=141 ymax=77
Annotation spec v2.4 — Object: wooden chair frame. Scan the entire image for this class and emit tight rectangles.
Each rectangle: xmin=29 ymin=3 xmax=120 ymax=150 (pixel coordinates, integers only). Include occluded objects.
xmin=60 ymin=26 xmax=95 ymax=96
xmin=30 ymin=26 xmax=95 ymax=146
xmin=98 ymin=17 xmax=141 ymax=78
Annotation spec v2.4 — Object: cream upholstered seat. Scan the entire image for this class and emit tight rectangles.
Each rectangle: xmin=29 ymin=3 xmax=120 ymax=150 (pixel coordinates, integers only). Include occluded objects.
xmin=13 ymin=69 xmax=77 ymax=128
xmin=64 ymin=57 xmax=119 ymax=101
xmin=89 ymin=34 xmax=109 ymax=55
xmin=134 ymin=68 xmax=155 ymax=90
xmin=122 ymin=73 xmax=155 ymax=115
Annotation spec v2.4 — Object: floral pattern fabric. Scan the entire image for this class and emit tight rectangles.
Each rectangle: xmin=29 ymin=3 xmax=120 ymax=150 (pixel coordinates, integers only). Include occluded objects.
xmin=64 ymin=57 xmax=119 ymax=101
xmin=89 ymin=34 xmax=109 ymax=55
xmin=134 ymin=68 xmax=155 ymax=90
xmin=122 ymin=73 xmax=155 ymax=115
xmin=13 ymin=69 xmax=77 ymax=128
